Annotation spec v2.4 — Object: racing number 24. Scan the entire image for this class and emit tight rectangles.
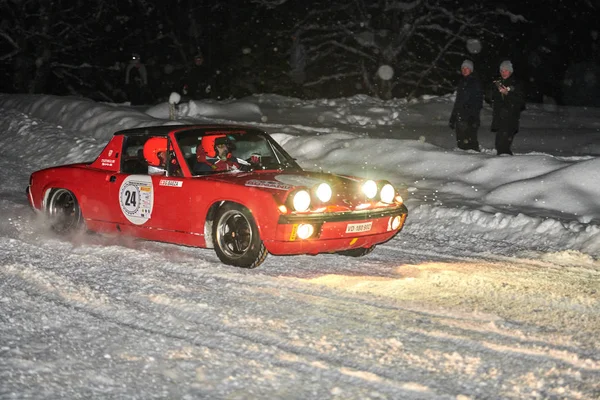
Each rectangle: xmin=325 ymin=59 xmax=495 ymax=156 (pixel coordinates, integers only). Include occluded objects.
xmin=124 ymin=189 xmax=137 ymax=207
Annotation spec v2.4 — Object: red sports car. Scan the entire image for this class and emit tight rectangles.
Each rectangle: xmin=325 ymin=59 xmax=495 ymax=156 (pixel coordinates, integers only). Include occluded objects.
xmin=27 ymin=125 xmax=408 ymax=268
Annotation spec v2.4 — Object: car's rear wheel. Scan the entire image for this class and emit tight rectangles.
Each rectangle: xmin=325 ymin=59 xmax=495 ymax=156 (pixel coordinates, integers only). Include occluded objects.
xmin=213 ymin=203 xmax=267 ymax=268
xmin=46 ymin=188 xmax=84 ymax=235
xmin=337 ymin=245 xmax=375 ymax=257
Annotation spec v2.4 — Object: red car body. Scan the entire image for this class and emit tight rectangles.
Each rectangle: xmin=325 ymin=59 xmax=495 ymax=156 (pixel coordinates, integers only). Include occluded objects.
xmin=27 ymin=125 xmax=408 ymax=268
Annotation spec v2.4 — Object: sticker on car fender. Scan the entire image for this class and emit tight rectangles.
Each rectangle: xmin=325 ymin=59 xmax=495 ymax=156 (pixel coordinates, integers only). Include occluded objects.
xmin=246 ymin=180 xmax=292 ymax=191
xmin=119 ymin=175 xmax=153 ymax=225
xmin=101 ymin=158 xmax=116 ymax=167
xmin=289 ymin=224 xmax=298 ymax=241
xmin=159 ymin=179 xmax=183 ymax=188
xmin=345 ymin=221 xmax=372 ymax=233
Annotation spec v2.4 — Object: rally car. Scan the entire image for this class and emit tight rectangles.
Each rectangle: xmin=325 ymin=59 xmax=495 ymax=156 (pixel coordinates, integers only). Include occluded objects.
xmin=27 ymin=125 xmax=408 ymax=268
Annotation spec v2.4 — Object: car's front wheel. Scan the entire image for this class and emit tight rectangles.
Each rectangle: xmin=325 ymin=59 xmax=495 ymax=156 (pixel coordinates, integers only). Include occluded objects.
xmin=46 ymin=188 xmax=84 ymax=235
xmin=337 ymin=246 xmax=375 ymax=257
xmin=213 ymin=203 xmax=267 ymax=268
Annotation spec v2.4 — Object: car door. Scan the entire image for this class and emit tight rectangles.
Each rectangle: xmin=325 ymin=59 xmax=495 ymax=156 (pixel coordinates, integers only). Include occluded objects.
xmin=107 ymin=133 xmax=190 ymax=239
xmin=109 ymin=171 xmax=191 ymax=239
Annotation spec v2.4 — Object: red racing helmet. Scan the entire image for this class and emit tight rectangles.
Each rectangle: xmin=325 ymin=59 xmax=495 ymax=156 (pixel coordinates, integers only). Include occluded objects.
xmin=143 ymin=137 xmax=168 ymax=167
xmin=201 ymin=135 xmax=226 ymax=158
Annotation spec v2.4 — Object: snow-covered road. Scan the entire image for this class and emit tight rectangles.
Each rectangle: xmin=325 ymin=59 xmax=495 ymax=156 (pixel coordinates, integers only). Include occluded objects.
xmin=1 ymin=94 xmax=599 ymax=398
xmin=2 ymin=203 xmax=599 ymax=399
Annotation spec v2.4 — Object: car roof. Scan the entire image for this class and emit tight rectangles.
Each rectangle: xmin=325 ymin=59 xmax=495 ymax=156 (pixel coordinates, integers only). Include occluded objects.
xmin=114 ymin=124 xmax=260 ymax=137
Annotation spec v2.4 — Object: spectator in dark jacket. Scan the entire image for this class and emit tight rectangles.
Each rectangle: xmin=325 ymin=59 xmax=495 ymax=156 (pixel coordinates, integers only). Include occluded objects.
xmin=125 ymin=54 xmax=149 ymax=105
xmin=182 ymin=54 xmax=211 ymax=99
xmin=449 ymin=60 xmax=483 ymax=151
xmin=491 ymin=60 xmax=526 ymax=155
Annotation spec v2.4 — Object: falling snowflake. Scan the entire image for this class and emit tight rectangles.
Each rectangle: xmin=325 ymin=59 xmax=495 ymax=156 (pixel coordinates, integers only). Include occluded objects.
xmin=466 ymin=38 xmax=482 ymax=54
xmin=377 ymin=65 xmax=394 ymax=81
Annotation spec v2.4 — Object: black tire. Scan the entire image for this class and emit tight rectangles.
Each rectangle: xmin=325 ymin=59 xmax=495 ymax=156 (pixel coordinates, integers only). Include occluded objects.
xmin=46 ymin=188 xmax=84 ymax=235
xmin=212 ymin=203 xmax=268 ymax=268
xmin=337 ymin=246 xmax=375 ymax=257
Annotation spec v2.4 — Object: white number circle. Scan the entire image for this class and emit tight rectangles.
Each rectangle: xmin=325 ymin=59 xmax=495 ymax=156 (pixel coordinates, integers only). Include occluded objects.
xmin=119 ymin=175 xmax=154 ymax=225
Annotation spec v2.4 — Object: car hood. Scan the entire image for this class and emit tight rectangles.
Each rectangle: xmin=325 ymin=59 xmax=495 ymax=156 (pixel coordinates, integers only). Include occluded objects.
xmin=205 ymin=169 xmax=359 ymax=190
xmin=202 ymin=170 xmax=395 ymax=210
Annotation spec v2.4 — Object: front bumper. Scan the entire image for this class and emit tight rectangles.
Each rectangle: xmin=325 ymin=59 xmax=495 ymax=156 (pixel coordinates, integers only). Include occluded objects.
xmin=277 ymin=204 xmax=406 ymax=224
xmin=265 ymin=206 xmax=407 ymax=255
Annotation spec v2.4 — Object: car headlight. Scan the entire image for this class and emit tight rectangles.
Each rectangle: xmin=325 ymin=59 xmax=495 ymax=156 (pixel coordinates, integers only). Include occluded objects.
xmin=362 ymin=180 xmax=378 ymax=199
xmin=292 ymin=190 xmax=311 ymax=212
xmin=315 ymin=183 xmax=332 ymax=202
xmin=380 ymin=183 xmax=395 ymax=203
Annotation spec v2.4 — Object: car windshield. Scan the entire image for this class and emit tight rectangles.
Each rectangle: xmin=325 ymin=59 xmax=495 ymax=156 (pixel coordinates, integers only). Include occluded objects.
xmin=175 ymin=128 xmax=302 ymax=176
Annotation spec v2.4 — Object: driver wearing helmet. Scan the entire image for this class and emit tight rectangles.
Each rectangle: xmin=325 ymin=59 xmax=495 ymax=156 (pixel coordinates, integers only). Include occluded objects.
xmin=143 ymin=137 xmax=181 ymax=176
xmin=194 ymin=135 xmax=240 ymax=173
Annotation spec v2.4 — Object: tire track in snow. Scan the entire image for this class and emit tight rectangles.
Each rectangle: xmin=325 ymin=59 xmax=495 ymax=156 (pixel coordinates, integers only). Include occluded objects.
xmin=2 ymin=235 xmax=599 ymax=399
xmin=1 ymin=259 xmax=456 ymax=399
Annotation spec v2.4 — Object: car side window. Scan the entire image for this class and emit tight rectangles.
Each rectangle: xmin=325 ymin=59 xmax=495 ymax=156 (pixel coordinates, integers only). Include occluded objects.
xmin=121 ymin=136 xmax=148 ymax=174
xmin=172 ymin=133 xmax=201 ymax=174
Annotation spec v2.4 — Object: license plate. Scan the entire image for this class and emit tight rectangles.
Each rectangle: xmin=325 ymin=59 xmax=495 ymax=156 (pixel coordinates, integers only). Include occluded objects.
xmin=345 ymin=221 xmax=372 ymax=233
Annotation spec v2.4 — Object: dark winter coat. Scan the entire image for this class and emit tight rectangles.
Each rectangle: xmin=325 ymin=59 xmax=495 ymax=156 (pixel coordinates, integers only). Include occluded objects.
xmin=125 ymin=62 xmax=148 ymax=86
xmin=491 ymin=75 xmax=525 ymax=134
xmin=449 ymin=73 xmax=483 ymax=127
xmin=182 ymin=64 xmax=211 ymax=98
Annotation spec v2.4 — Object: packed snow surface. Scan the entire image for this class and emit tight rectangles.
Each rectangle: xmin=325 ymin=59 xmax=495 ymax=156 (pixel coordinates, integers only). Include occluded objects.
xmin=0 ymin=93 xmax=598 ymax=399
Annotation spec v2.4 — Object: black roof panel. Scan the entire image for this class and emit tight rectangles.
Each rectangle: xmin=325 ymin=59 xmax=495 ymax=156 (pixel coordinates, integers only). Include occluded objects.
xmin=114 ymin=124 xmax=260 ymax=137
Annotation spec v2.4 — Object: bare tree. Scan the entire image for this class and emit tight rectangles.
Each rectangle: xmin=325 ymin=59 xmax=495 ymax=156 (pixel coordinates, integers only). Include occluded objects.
xmin=0 ymin=0 xmax=208 ymax=100
xmin=0 ymin=0 xmax=531 ymax=101
xmin=288 ymin=0 xmax=526 ymax=99
xmin=0 ymin=0 xmax=132 ymax=98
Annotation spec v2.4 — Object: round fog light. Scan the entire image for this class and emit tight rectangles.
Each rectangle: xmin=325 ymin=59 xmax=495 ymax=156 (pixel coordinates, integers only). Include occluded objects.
xmin=391 ymin=216 xmax=402 ymax=230
xmin=297 ymin=224 xmax=315 ymax=239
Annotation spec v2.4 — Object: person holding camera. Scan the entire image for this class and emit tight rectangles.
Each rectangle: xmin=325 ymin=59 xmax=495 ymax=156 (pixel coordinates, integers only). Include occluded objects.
xmin=491 ymin=60 xmax=526 ymax=155
xmin=449 ymin=60 xmax=483 ymax=151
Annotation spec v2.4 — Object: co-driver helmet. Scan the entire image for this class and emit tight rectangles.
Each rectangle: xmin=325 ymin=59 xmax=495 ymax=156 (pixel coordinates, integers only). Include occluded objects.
xmin=143 ymin=137 xmax=168 ymax=166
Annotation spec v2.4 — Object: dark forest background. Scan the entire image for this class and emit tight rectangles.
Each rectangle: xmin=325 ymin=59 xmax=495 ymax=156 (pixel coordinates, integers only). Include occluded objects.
xmin=1 ymin=0 xmax=599 ymax=106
